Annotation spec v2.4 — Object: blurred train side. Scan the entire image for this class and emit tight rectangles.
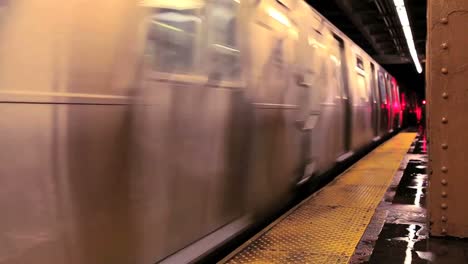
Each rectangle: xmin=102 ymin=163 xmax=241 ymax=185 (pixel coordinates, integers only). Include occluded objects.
xmin=0 ymin=0 xmax=403 ymax=263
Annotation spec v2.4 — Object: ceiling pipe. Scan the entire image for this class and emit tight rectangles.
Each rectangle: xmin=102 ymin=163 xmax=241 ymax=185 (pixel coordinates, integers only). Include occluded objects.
xmin=373 ymin=0 xmax=405 ymax=55
xmin=333 ymin=0 xmax=384 ymax=55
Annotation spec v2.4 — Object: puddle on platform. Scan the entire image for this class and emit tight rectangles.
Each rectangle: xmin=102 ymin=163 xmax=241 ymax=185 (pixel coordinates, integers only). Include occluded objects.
xmin=366 ymin=223 xmax=428 ymax=264
xmin=352 ymin=132 xmax=468 ymax=263
xmin=367 ymin=222 xmax=468 ymax=263
xmin=392 ymin=159 xmax=427 ymax=207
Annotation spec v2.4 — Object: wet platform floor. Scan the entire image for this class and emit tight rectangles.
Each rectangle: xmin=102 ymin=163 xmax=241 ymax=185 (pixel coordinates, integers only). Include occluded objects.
xmin=220 ymin=133 xmax=417 ymax=263
xmin=351 ymin=128 xmax=468 ymax=263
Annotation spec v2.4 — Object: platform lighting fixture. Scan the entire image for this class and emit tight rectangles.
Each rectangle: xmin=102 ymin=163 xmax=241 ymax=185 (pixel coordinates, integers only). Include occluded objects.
xmin=393 ymin=0 xmax=422 ymax=74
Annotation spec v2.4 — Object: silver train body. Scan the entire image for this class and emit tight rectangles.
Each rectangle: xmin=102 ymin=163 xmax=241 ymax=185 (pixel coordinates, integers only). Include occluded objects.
xmin=0 ymin=0 xmax=402 ymax=263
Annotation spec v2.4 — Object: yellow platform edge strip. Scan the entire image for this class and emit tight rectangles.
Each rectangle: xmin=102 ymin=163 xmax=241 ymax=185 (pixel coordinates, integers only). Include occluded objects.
xmin=220 ymin=132 xmax=417 ymax=264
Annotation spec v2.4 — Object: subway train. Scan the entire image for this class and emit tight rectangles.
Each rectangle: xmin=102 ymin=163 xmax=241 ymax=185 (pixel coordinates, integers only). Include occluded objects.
xmin=0 ymin=0 xmax=402 ymax=263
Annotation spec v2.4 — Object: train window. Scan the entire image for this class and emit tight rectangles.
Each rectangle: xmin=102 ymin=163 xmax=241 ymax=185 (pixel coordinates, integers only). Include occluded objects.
xmin=205 ymin=0 xmax=241 ymax=81
xmin=386 ymin=77 xmax=393 ymax=105
xmin=328 ymin=39 xmax=342 ymax=102
xmin=392 ymin=81 xmax=400 ymax=107
xmin=378 ymin=72 xmax=387 ymax=104
xmin=370 ymin=63 xmax=378 ymax=103
xmin=355 ymin=56 xmax=368 ymax=103
xmin=329 ymin=55 xmax=342 ymax=102
xmin=356 ymin=56 xmax=364 ymax=70
xmin=329 ymin=37 xmax=348 ymax=100
xmin=145 ymin=5 xmax=203 ymax=74
xmin=248 ymin=5 xmax=298 ymax=104
xmin=302 ymin=31 xmax=325 ymax=88
xmin=355 ymin=75 xmax=368 ymax=103
xmin=396 ymin=85 xmax=401 ymax=106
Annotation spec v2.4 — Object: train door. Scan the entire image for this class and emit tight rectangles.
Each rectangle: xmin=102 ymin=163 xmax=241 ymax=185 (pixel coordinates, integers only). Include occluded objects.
xmin=138 ymin=2 xmax=207 ymax=262
xmin=370 ymin=62 xmax=380 ymax=138
xmin=352 ymin=55 xmax=372 ymax=148
xmin=334 ymin=36 xmax=352 ymax=154
xmin=200 ymin=0 xmax=247 ymax=241
xmin=327 ymin=36 xmax=348 ymax=164
xmin=244 ymin=0 xmax=303 ymax=212
xmin=296 ymin=22 xmax=326 ymax=181
xmin=136 ymin=1 xmax=247 ymax=262
xmin=300 ymin=24 xmax=345 ymax=178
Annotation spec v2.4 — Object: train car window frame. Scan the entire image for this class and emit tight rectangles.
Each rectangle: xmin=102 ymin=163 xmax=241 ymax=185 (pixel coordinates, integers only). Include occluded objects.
xmin=385 ymin=73 xmax=393 ymax=106
xmin=354 ymin=54 xmax=368 ymax=104
xmin=356 ymin=56 xmax=364 ymax=71
xmin=204 ymin=0 xmax=242 ymax=84
xmin=327 ymin=36 xmax=343 ymax=103
xmin=370 ymin=62 xmax=379 ymax=104
xmin=378 ymin=71 xmax=387 ymax=104
xmin=142 ymin=1 xmax=206 ymax=79
xmin=301 ymin=30 xmax=326 ymax=89
xmin=248 ymin=2 xmax=300 ymax=105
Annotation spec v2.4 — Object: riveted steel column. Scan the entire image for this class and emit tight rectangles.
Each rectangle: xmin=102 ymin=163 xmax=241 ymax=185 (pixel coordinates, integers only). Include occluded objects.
xmin=427 ymin=0 xmax=468 ymax=237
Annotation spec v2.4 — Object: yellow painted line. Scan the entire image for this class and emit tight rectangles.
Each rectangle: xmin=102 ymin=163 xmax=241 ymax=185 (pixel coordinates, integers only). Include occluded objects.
xmin=220 ymin=132 xmax=417 ymax=264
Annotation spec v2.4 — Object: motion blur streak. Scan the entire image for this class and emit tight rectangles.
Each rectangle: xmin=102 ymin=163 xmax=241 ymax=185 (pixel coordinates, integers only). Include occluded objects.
xmin=0 ymin=0 xmax=406 ymax=263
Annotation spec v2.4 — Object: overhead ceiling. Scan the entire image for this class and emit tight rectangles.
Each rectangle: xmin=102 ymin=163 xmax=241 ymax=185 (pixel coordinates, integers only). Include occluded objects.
xmin=307 ymin=0 xmax=426 ymax=66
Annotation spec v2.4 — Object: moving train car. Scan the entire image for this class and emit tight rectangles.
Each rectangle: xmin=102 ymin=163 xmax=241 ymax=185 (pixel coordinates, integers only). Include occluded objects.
xmin=0 ymin=0 xmax=402 ymax=263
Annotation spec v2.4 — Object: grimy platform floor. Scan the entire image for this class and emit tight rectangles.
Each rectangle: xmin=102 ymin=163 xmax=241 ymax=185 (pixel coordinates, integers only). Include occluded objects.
xmin=220 ymin=132 xmax=417 ymax=264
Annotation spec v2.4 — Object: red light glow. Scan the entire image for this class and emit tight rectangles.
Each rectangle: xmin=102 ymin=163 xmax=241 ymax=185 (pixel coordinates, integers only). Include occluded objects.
xmin=401 ymin=93 xmax=407 ymax=110
xmin=415 ymin=106 xmax=422 ymax=122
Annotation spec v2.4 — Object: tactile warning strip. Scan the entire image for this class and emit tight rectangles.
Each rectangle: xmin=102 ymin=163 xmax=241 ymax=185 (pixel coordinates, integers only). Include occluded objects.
xmin=221 ymin=133 xmax=416 ymax=264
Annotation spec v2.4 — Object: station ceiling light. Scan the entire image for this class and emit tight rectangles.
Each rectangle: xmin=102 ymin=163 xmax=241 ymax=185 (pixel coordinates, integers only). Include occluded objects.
xmin=393 ymin=0 xmax=422 ymax=74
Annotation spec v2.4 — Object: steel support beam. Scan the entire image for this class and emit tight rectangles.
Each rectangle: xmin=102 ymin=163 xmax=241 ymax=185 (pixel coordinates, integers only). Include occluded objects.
xmin=427 ymin=0 xmax=468 ymax=238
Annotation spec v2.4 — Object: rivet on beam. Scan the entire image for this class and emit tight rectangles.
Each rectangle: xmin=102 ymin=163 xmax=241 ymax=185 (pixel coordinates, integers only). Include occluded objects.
xmin=441 ymin=143 xmax=448 ymax=149
xmin=442 ymin=92 xmax=449 ymax=99
xmin=441 ymin=179 xmax=448 ymax=185
xmin=441 ymin=203 xmax=448 ymax=209
xmin=442 ymin=117 xmax=448 ymax=124
xmin=441 ymin=17 xmax=448 ymax=24
xmin=441 ymin=67 xmax=448 ymax=74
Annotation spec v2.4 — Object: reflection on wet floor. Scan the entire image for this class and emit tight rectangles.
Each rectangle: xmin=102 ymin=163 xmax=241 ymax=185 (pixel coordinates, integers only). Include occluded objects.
xmin=368 ymin=223 xmax=428 ymax=264
xmin=351 ymin=128 xmax=468 ymax=264
xmin=391 ymin=159 xmax=426 ymax=206
xmin=369 ymin=222 xmax=468 ymax=264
